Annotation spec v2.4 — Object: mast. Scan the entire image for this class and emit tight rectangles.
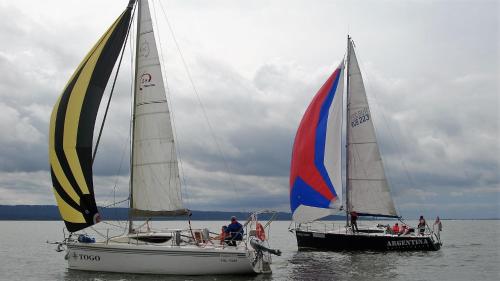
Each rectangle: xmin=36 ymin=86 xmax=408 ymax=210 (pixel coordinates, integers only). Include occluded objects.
xmin=129 ymin=0 xmax=140 ymax=234
xmin=345 ymin=35 xmax=351 ymax=227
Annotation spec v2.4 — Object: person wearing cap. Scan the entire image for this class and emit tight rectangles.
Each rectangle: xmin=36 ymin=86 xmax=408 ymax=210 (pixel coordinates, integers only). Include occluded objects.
xmin=225 ymin=216 xmax=244 ymax=246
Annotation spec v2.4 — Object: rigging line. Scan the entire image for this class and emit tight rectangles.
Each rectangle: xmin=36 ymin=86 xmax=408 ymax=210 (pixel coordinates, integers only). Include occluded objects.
xmin=151 ymin=0 xmax=190 ymax=209
xmin=157 ymin=1 xmax=240 ymax=197
xmin=100 ymin=198 xmax=129 ymax=209
xmin=97 ymin=128 xmax=130 ymax=210
xmin=352 ymin=42 xmax=418 ymax=216
xmin=128 ymin=2 xmax=136 ymax=207
xmin=93 ymin=4 xmax=137 ymax=164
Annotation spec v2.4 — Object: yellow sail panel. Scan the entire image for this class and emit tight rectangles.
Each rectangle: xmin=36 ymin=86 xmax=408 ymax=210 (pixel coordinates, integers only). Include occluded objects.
xmin=53 ymin=188 xmax=85 ymax=224
xmin=49 ymin=97 xmax=80 ymax=204
xmin=63 ymin=17 xmax=123 ymax=196
xmin=49 ymin=3 xmax=133 ymax=233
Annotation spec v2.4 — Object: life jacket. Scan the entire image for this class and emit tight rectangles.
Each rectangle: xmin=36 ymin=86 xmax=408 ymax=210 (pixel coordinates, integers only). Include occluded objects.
xmin=256 ymin=222 xmax=266 ymax=241
xmin=219 ymin=230 xmax=226 ymax=245
xmin=392 ymin=224 xmax=400 ymax=233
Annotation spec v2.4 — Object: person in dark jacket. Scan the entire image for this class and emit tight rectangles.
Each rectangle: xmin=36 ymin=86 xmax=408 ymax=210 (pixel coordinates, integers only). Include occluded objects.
xmin=350 ymin=211 xmax=359 ymax=233
xmin=225 ymin=216 xmax=244 ymax=246
xmin=418 ymin=215 xmax=427 ymax=235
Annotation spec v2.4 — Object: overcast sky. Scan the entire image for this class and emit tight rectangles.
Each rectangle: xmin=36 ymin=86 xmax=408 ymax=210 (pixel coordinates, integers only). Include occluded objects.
xmin=0 ymin=0 xmax=498 ymax=219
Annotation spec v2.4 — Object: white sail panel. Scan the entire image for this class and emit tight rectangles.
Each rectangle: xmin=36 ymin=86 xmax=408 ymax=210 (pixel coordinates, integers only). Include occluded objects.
xmin=324 ymin=65 xmax=344 ymax=209
xmin=290 ymin=63 xmax=344 ymax=223
xmin=131 ymin=0 xmax=186 ymax=216
xmin=347 ymin=39 xmax=397 ymax=217
xmin=293 ymin=205 xmax=336 ymax=223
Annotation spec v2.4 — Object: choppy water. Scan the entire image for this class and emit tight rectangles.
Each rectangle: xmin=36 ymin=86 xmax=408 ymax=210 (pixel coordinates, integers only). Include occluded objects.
xmin=0 ymin=220 xmax=498 ymax=281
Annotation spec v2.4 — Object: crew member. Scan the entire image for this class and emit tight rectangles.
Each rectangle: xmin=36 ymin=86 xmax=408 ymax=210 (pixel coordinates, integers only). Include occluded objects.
xmin=392 ymin=222 xmax=400 ymax=234
xmin=418 ymin=215 xmax=426 ymax=235
xmin=214 ymin=226 xmax=227 ymax=245
xmin=350 ymin=211 xmax=359 ymax=233
xmin=225 ymin=216 xmax=244 ymax=246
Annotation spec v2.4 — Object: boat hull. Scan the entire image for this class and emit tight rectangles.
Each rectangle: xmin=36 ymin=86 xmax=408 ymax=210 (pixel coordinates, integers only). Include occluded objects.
xmin=66 ymin=242 xmax=269 ymax=275
xmin=295 ymin=230 xmax=441 ymax=251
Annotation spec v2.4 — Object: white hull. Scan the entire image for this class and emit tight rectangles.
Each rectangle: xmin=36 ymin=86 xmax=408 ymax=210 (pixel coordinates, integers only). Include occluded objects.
xmin=66 ymin=241 xmax=270 ymax=275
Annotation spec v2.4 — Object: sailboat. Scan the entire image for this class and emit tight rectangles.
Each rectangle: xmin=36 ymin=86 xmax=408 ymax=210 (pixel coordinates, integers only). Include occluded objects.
xmin=289 ymin=36 xmax=442 ymax=251
xmin=49 ymin=0 xmax=280 ymax=275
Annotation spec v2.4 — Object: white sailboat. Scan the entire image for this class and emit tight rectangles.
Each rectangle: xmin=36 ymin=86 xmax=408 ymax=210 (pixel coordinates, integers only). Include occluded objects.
xmin=49 ymin=0 xmax=280 ymax=275
xmin=289 ymin=36 xmax=442 ymax=251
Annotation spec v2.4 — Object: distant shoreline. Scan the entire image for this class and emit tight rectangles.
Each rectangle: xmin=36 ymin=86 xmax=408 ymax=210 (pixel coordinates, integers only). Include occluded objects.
xmin=0 ymin=205 xmax=498 ymax=221
xmin=0 ymin=205 xmax=298 ymax=221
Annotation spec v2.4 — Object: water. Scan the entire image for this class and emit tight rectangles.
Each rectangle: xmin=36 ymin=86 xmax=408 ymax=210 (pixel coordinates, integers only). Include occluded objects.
xmin=0 ymin=220 xmax=498 ymax=281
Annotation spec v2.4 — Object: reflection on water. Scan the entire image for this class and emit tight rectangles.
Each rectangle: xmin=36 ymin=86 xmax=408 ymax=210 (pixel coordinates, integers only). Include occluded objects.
xmin=289 ymin=251 xmax=397 ymax=281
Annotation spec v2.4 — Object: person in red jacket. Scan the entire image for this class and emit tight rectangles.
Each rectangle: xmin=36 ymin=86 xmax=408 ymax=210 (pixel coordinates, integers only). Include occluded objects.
xmin=392 ymin=223 xmax=400 ymax=234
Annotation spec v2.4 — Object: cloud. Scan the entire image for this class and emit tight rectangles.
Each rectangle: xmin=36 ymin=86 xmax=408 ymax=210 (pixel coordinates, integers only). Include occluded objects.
xmin=0 ymin=0 xmax=498 ymax=219
xmin=450 ymin=186 xmax=500 ymax=197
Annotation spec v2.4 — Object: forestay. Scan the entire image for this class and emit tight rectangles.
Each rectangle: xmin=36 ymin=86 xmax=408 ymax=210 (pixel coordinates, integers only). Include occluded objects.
xmin=130 ymin=0 xmax=188 ymax=217
xmin=346 ymin=39 xmax=397 ymax=217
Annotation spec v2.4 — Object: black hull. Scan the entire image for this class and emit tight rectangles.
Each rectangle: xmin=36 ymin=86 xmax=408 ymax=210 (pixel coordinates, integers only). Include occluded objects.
xmin=296 ymin=230 xmax=441 ymax=251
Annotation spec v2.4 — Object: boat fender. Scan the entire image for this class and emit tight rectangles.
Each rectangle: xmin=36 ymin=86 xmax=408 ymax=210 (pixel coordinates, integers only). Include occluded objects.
xmin=256 ymin=222 xmax=266 ymax=241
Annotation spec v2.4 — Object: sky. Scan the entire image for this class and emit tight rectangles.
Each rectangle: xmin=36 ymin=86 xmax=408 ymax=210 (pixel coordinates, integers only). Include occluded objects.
xmin=0 ymin=0 xmax=498 ymax=219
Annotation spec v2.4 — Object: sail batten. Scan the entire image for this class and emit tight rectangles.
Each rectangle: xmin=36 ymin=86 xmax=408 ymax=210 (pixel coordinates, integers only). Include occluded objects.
xmin=49 ymin=6 xmax=133 ymax=232
xmin=130 ymin=0 xmax=187 ymax=217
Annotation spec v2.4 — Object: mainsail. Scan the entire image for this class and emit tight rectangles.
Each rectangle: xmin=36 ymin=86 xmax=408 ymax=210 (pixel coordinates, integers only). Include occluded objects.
xmin=49 ymin=3 xmax=133 ymax=232
xmin=130 ymin=0 xmax=188 ymax=217
xmin=290 ymin=63 xmax=344 ymax=223
xmin=346 ymin=38 xmax=397 ymax=217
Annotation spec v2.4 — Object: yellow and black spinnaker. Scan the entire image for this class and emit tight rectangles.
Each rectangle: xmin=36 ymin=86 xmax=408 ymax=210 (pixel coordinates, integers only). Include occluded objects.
xmin=49 ymin=2 xmax=133 ymax=232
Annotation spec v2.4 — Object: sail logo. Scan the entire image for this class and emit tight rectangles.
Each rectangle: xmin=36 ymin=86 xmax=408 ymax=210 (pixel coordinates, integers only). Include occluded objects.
xmin=386 ymin=239 xmax=428 ymax=248
xmin=139 ymin=73 xmax=155 ymax=90
xmin=351 ymin=107 xmax=370 ymax=127
xmin=139 ymin=40 xmax=150 ymax=57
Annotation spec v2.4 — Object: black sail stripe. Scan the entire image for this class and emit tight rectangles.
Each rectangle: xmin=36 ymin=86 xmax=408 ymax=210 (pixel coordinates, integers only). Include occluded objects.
xmin=51 ymin=168 xmax=81 ymax=211
xmin=51 ymin=16 xmax=119 ymax=204
xmin=53 ymin=66 xmax=87 ymax=200
xmin=53 ymin=12 xmax=128 ymax=202
xmin=49 ymin=6 xmax=133 ymax=233
xmin=77 ymin=9 xmax=133 ymax=200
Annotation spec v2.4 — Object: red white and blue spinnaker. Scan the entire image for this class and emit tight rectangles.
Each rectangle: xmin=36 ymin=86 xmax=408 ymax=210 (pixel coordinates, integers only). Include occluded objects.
xmin=290 ymin=62 xmax=344 ymax=223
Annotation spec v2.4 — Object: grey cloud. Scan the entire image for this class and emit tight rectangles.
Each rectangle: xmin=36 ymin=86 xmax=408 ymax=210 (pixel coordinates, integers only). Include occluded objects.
xmin=0 ymin=0 xmax=498 ymax=218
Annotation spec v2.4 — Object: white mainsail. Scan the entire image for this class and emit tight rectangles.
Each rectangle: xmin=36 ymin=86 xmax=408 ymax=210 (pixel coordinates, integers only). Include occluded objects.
xmin=131 ymin=0 xmax=187 ymax=216
xmin=346 ymin=38 xmax=397 ymax=217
